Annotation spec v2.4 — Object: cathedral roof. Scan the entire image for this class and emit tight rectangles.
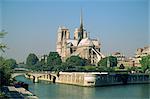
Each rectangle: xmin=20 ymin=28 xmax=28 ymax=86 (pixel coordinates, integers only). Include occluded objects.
xmin=92 ymin=40 xmax=100 ymax=47
xmin=78 ymin=38 xmax=94 ymax=47
xmin=67 ymin=39 xmax=78 ymax=46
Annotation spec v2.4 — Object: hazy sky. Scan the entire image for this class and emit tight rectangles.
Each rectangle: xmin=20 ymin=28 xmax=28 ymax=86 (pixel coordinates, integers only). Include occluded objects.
xmin=0 ymin=0 xmax=149 ymax=62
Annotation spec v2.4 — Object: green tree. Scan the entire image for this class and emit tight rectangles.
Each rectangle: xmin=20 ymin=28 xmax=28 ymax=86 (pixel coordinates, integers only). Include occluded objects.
xmin=34 ymin=60 xmax=50 ymax=71
xmin=0 ymin=57 xmax=12 ymax=86
xmin=26 ymin=53 xmax=39 ymax=66
xmin=5 ymin=59 xmax=17 ymax=69
xmin=109 ymin=56 xmax=117 ymax=67
xmin=140 ymin=55 xmax=150 ymax=73
xmin=47 ymin=52 xmax=62 ymax=67
xmin=97 ymin=57 xmax=107 ymax=67
xmin=0 ymin=32 xmax=12 ymax=86
xmin=97 ymin=56 xmax=117 ymax=72
xmin=97 ymin=56 xmax=117 ymax=67
xmin=59 ymin=62 xmax=69 ymax=71
xmin=66 ymin=56 xmax=89 ymax=66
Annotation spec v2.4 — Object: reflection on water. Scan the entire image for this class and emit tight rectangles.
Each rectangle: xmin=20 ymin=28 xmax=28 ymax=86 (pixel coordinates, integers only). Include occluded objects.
xmin=15 ymin=76 xmax=150 ymax=99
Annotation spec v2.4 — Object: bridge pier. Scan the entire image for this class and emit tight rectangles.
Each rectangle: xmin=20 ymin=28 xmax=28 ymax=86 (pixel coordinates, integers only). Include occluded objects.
xmin=52 ymin=76 xmax=56 ymax=83
xmin=33 ymin=76 xmax=38 ymax=83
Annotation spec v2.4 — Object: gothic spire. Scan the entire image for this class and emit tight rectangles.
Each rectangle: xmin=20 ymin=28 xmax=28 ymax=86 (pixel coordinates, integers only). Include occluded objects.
xmin=80 ymin=8 xmax=83 ymax=30
xmin=79 ymin=8 xmax=84 ymax=40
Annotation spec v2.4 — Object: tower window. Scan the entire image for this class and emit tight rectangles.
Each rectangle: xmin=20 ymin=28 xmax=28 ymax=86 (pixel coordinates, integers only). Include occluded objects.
xmin=70 ymin=48 xmax=73 ymax=53
xmin=61 ymin=31 xmax=64 ymax=39
xmin=65 ymin=31 xmax=66 ymax=38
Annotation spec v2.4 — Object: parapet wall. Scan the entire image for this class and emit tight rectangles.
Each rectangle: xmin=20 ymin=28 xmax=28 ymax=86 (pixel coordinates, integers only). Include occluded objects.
xmin=26 ymin=72 xmax=150 ymax=87
xmin=56 ymin=72 xmax=149 ymax=87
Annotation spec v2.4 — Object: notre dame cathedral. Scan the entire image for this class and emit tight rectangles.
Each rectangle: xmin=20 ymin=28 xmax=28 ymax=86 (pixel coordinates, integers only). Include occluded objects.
xmin=56 ymin=11 xmax=105 ymax=65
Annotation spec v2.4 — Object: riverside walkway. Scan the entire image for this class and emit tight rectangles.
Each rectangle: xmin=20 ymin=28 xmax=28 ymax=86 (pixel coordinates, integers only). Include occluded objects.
xmin=1 ymin=86 xmax=38 ymax=99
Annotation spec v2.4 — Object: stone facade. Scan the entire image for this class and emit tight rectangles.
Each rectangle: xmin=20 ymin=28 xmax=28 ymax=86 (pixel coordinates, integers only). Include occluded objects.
xmin=27 ymin=72 xmax=150 ymax=87
xmin=133 ymin=46 xmax=150 ymax=67
xmin=117 ymin=59 xmax=135 ymax=67
xmin=56 ymin=12 xmax=105 ymax=65
xmin=112 ymin=52 xmax=125 ymax=61
xmin=112 ymin=47 xmax=150 ymax=67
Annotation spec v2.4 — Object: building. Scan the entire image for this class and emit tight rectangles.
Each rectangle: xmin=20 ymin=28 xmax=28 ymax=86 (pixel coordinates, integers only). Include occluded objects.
xmin=133 ymin=46 xmax=150 ymax=67
xmin=112 ymin=52 xmax=125 ymax=61
xmin=56 ymin=11 xmax=105 ymax=65
xmin=112 ymin=52 xmax=134 ymax=67
xmin=117 ymin=46 xmax=150 ymax=67
xmin=39 ymin=55 xmax=48 ymax=63
xmin=117 ymin=59 xmax=135 ymax=67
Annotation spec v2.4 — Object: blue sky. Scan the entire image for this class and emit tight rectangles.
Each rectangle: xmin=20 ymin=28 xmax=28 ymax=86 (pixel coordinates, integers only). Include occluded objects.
xmin=0 ymin=0 xmax=149 ymax=62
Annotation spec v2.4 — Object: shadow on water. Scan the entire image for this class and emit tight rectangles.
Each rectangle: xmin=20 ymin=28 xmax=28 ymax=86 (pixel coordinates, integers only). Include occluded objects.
xmin=15 ymin=76 xmax=150 ymax=99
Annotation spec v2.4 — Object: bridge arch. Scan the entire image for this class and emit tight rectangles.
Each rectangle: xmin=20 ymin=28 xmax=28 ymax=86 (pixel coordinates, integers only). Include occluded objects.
xmin=11 ymin=73 xmax=26 ymax=78
xmin=27 ymin=72 xmax=58 ymax=83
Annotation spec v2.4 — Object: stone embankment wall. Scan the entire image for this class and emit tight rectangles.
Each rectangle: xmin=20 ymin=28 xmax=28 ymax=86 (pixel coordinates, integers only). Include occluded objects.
xmin=25 ymin=72 xmax=150 ymax=87
xmin=94 ymin=73 xmax=149 ymax=86
xmin=56 ymin=72 xmax=98 ymax=86
xmin=57 ymin=72 xmax=150 ymax=86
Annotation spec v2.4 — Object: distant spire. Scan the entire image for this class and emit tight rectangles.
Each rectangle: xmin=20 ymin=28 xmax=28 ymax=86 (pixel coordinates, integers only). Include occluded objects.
xmin=77 ymin=8 xmax=84 ymax=45
xmin=79 ymin=8 xmax=84 ymax=40
xmin=80 ymin=8 xmax=83 ymax=29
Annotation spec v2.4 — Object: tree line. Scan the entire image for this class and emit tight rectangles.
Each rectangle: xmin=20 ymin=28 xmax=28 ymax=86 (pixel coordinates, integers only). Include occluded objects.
xmin=26 ymin=52 xmax=118 ymax=72
xmin=26 ymin=51 xmax=150 ymax=73
xmin=0 ymin=32 xmax=18 ymax=87
xmin=0 ymin=57 xmax=17 ymax=86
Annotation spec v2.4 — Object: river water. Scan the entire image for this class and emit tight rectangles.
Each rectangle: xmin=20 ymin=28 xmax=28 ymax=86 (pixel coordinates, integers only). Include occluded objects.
xmin=15 ymin=76 xmax=150 ymax=99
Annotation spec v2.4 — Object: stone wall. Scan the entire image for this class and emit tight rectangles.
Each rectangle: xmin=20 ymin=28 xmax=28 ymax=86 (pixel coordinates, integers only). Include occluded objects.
xmin=26 ymin=72 xmax=150 ymax=87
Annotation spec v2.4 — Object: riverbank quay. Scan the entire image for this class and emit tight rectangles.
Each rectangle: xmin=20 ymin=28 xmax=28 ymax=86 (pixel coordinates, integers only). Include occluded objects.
xmin=13 ymin=81 xmax=29 ymax=90
xmin=1 ymin=86 xmax=38 ymax=99
xmin=26 ymin=71 xmax=150 ymax=87
xmin=15 ymin=76 xmax=150 ymax=99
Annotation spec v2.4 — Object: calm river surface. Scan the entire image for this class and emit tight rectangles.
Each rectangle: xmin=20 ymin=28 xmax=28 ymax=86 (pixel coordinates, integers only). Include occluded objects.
xmin=15 ymin=76 xmax=150 ymax=99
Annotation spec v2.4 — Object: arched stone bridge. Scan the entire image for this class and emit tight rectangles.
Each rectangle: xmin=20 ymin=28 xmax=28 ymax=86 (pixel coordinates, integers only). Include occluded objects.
xmin=12 ymin=71 xmax=59 ymax=83
xmin=11 ymin=72 xmax=26 ymax=78
xmin=11 ymin=68 xmax=29 ymax=78
xmin=27 ymin=72 xmax=58 ymax=83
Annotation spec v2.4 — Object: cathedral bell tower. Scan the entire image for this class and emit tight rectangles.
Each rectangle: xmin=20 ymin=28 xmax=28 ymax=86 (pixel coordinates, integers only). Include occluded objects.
xmin=56 ymin=26 xmax=70 ymax=57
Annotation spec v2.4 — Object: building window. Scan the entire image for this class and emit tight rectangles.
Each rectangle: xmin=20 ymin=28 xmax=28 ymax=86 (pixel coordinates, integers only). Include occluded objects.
xmin=87 ymin=81 xmax=94 ymax=84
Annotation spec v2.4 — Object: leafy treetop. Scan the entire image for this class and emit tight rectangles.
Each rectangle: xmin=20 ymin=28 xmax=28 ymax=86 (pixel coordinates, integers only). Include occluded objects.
xmin=26 ymin=53 xmax=39 ymax=66
xmin=66 ymin=55 xmax=90 ymax=66
xmin=47 ymin=52 xmax=62 ymax=66
xmin=140 ymin=55 xmax=150 ymax=73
